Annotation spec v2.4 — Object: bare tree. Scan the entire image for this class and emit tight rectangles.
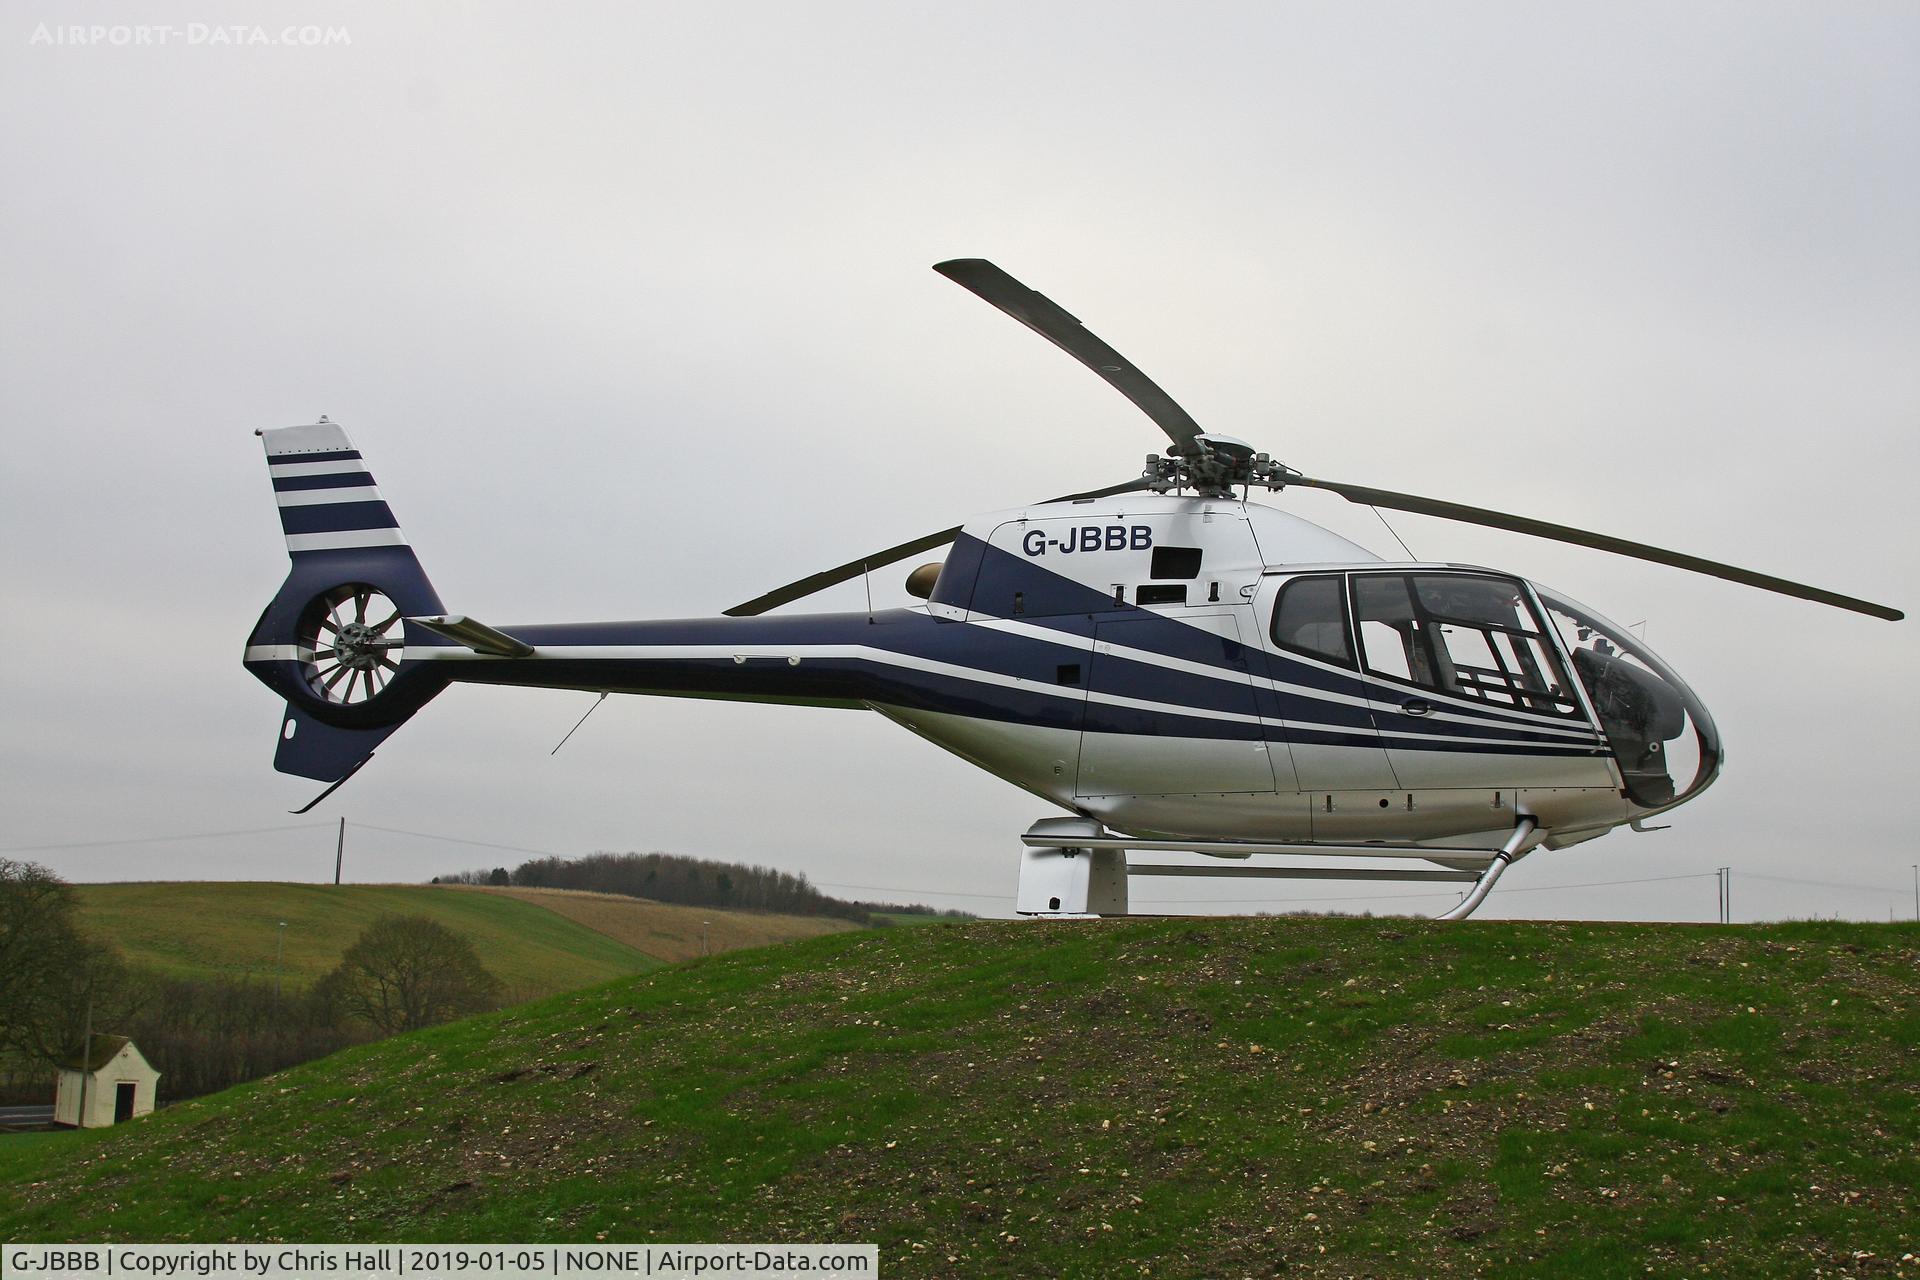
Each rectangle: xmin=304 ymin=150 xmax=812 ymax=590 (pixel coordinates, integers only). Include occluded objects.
xmin=125 ymin=974 xmax=353 ymax=1101
xmin=314 ymin=915 xmax=501 ymax=1034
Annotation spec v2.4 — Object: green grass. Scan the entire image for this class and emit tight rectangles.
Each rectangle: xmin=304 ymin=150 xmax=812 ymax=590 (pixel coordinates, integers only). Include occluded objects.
xmin=73 ymin=883 xmax=660 ymax=998
xmin=870 ymin=911 xmax=967 ymax=928
xmin=2 ymin=917 xmax=1914 ymax=1278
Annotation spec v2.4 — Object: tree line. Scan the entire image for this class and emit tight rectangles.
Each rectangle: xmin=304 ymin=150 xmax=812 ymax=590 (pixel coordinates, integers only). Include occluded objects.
xmin=437 ymin=850 xmax=955 ymax=923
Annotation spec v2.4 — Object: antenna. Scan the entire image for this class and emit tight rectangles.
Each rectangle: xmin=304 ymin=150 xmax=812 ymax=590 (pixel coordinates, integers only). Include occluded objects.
xmin=551 ymin=692 xmax=610 ymax=755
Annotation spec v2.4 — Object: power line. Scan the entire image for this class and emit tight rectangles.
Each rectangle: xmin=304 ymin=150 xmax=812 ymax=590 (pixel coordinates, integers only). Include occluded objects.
xmin=1502 ymin=872 xmax=1717 ymax=894
xmin=343 ymin=822 xmax=571 ymax=859
xmin=1740 ymin=871 xmax=1912 ymax=896
xmin=812 ymin=880 xmax=1009 ymax=902
xmin=0 ymin=823 xmax=330 ymax=853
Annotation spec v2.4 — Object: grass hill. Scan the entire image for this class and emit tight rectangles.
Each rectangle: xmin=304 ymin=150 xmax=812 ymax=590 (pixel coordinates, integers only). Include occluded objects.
xmin=72 ymin=883 xmax=856 ymax=998
xmin=2 ymin=917 xmax=1914 ymax=1277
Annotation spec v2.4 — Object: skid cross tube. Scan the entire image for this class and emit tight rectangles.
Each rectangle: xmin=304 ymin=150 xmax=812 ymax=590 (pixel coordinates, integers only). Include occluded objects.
xmin=1128 ymin=864 xmax=1481 ymax=883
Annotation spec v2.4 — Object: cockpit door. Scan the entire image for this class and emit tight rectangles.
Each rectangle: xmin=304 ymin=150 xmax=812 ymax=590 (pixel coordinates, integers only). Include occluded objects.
xmin=1346 ymin=572 xmax=1615 ymax=791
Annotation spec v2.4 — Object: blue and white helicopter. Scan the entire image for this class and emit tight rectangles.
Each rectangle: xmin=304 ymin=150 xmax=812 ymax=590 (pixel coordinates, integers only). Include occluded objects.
xmin=244 ymin=260 xmax=1903 ymax=919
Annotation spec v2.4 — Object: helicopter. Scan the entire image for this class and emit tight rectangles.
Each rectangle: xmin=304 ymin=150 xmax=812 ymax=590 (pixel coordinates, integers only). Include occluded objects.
xmin=243 ymin=259 xmax=1904 ymax=920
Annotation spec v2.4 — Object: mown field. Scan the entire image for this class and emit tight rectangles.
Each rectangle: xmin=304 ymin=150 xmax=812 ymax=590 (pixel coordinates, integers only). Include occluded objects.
xmin=3 ymin=917 xmax=1914 ymax=1278
xmin=472 ymin=885 xmax=858 ymax=963
xmin=72 ymin=883 xmax=853 ymax=998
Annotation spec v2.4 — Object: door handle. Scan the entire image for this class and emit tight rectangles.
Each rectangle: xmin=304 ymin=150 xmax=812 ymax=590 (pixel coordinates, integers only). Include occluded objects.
xmin=1402 ymin=698 xmax=1432 ymax=717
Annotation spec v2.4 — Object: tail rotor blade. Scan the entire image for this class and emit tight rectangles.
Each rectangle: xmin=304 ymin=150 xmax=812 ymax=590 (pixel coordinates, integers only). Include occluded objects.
xmin=1293 ymin=476 xmax=1904 ymax=622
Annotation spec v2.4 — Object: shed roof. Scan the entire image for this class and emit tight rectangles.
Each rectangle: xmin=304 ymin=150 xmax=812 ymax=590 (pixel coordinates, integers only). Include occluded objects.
xmin=58 ymin=1035 xmax=132 ymax=1073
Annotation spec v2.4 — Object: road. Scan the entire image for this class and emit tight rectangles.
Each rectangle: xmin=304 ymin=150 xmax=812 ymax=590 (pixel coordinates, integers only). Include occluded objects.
xmin=0 ymin=1105 xmax=54 ymax=1128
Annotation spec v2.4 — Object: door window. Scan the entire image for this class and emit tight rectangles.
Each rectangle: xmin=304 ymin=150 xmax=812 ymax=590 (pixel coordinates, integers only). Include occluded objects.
xmin=1351 ymin=575 xmax=1439 ymax=686
xmin=1352 ymin=573 xmax=1582 ymax=717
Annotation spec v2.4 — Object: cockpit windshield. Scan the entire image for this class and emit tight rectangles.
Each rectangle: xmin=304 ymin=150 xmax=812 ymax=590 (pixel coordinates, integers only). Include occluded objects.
xmin=1534 ymin=587 xmax=1722 ymax=810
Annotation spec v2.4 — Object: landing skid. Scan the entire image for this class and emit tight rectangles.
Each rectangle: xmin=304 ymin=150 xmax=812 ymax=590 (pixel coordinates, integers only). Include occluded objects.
xmin=1015 ymin=816 xmax=1539 ymax=922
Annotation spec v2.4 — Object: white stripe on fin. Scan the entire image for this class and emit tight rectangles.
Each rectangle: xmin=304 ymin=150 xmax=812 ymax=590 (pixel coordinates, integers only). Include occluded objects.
xmin=269 ymin=460 xmax=369 ymax=479
xmin=285 ymin=529 xmax=408 ymax=553
xmin=276 ymin=486 xmax=388 ymax=507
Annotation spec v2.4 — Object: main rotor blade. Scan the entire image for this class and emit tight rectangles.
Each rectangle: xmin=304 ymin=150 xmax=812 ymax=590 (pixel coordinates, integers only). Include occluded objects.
xmin=1292 ymin=477 xmax=1905 ymax=622
xmin=722 ymin=526 xmax=961 ymax=617
xmin=723 ymin=478 xmax=1151 ymax=617
xmin=934 ymin=259 xmax=1205 ymax=455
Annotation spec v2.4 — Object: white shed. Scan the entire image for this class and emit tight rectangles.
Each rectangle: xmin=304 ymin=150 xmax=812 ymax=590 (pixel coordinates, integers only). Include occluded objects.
xmin=53 ymin=1036 xmax=160 ymax=1128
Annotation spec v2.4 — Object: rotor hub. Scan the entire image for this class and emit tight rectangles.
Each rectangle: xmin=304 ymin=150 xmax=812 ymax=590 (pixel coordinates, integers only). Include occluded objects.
xmin=333 ymin=621 xmax=385 ymax=671
xmin=1144 ymin=435 xmax=1300 ymax=498
xmin=298 ymin=585 xmax=405 ymax=704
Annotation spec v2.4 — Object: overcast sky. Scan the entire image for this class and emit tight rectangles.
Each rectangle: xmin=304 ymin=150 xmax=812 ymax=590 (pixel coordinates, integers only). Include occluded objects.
xmin=3 ymin=2 xmax=1915 ymax=924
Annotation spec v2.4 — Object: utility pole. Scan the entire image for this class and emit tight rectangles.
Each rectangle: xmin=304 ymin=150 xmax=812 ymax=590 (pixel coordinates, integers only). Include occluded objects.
xmin=1912 ymin=865 xmax=1917 ymax=922
xmin=1715 ymin=867 xmax=1732 ymax=925
xmin=274 ymin=921 xmax=287 ymax=1001
xmin=333 ymin=817 xmax=345 ymax=886
xmin=702 ymin=921 xmax=710 ymax=957
xmin=75 ymin=991 xmax=93 ymax=1128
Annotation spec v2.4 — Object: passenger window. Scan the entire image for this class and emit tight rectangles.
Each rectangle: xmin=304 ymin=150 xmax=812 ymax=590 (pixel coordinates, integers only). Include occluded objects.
xmin=1270 ymin=576 xmax=1354 ymax=667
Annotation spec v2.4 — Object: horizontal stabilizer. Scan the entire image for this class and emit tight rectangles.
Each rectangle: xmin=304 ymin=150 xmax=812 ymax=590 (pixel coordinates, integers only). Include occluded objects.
xmin=409 ymin=615 xmax=535 ymax=657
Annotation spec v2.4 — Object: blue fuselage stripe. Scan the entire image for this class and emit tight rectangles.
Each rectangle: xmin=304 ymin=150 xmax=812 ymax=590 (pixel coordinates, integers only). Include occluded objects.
xmin=431 ymin=609 xmax=1608 ymax=759
xmin=949 ymin=540 xmax=1590 ymax=738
